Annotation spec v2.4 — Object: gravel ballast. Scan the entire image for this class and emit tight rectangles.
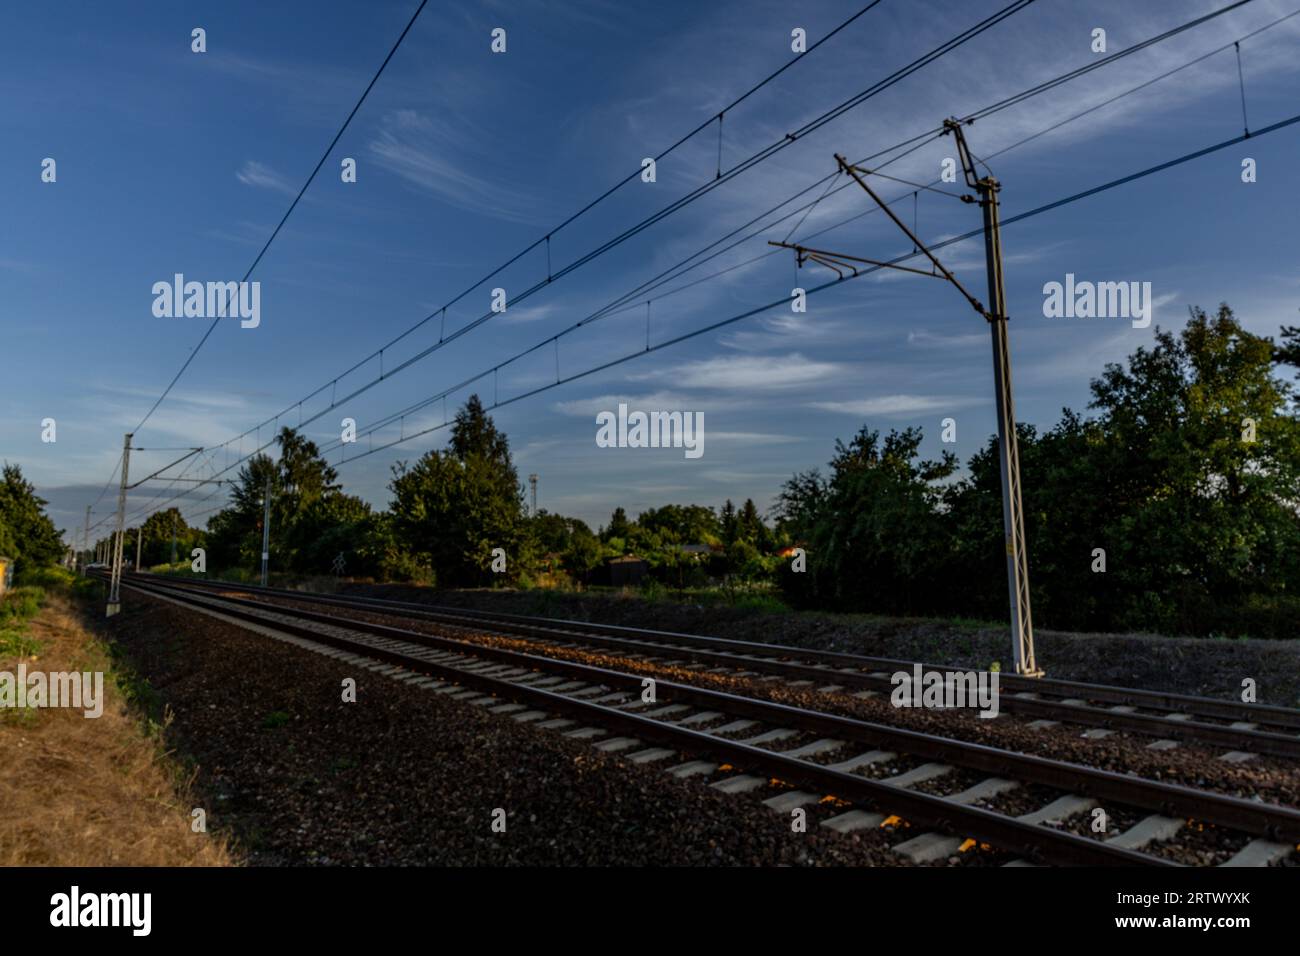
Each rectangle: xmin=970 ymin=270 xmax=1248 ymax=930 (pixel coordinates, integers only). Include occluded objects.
xmin=246 ymin=591 xmax=1300 ymax=811
xmin=101 ymin=595 xmax=923 ymax=867
xmin=337 ymin=584 xmax=1300 ymax=707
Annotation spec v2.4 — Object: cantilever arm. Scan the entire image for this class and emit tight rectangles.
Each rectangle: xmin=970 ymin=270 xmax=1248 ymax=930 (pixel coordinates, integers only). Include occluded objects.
xmin=832 ymin=154 xmax=991 ymax=320
xmin=126 ymin=447 xmax=205 ymax=489
xmin=769 ymin=241 xmax=951 ymax=281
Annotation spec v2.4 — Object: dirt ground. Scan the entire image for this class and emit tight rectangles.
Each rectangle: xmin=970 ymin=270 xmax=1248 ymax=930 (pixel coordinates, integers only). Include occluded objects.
xmin=0 ymin=595 xmax=233 ymax=866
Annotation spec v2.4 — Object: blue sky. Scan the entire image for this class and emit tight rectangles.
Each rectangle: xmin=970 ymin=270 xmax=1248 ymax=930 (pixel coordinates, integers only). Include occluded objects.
xmin=3 ymin=0 xmax=1299 ymax=543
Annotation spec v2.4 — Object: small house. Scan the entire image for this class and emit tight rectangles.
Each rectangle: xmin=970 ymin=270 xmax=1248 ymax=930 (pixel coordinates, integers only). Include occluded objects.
xmin=605 ymin=554 xmax=648 ymax=587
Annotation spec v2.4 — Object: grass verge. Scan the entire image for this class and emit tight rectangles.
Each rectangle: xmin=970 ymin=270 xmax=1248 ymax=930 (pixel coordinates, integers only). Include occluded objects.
xmin=0 ymin=567 xmax=235 ymax=866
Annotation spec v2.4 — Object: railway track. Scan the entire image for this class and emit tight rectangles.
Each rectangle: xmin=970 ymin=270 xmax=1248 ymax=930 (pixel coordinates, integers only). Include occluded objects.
xmin=111 ymin=572 xmax=1300 ymax=868
xmin=129 ymin=572 xmax=1300 ymax=760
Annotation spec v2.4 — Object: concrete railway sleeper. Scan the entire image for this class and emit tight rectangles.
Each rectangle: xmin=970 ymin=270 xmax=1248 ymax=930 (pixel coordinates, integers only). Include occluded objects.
xmin=132 ymin=573 xmax=1300 ymax=736
xmin=125 ymin=572 xmax=1300 ymax=761
xmin=120 ymin=576 xmax=1300 ymax=867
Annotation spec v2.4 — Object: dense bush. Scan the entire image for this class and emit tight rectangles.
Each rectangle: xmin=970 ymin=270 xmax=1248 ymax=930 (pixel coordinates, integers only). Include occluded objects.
xmin=1 ymin=585 xmax=43 ymax=618
xmin=775 ymin=306 xmax=1300 ymax=638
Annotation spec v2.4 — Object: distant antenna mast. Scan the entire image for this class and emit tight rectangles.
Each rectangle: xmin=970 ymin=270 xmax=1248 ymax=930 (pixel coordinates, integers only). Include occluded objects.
xmin=528 ymin=474 xmax=538 ymax=517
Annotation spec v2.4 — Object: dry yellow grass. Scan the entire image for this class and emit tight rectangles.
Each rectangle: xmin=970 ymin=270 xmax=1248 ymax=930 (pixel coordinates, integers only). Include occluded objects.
xmin=0 ymin=595 xmax=235 ymax=866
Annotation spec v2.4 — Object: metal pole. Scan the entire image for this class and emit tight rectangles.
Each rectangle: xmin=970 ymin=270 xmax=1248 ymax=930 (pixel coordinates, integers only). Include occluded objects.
xmin=260 ymin=473 xmax=272 ymax=586
xmin=135 ymin=525 xmax=143 ymax=573
xmin=82 ymin=505 xmax=91 ymax=572
xmin=978 ymin=177 xmax=1040 ymax=676
xmin=529 ymin=473 xmax=538 ymax=517
xmin=107 ymin=433 xmax=132 ymax=616
xmin=777 ymin=123 xmax=1042 ymax=676
xmin=170 ymin=515 xmax=177 ymax=565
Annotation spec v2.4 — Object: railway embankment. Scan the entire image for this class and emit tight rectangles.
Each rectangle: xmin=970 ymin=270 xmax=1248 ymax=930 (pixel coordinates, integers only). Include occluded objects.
xmin=98 ymin=591 xmax=912 ymax=866
xmin=339 ymin=584 xmax=1300 ymax=706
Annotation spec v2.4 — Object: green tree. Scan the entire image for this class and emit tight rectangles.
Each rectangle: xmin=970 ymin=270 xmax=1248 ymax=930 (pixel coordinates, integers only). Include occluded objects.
xmin=773 ymin=468 xmax=826 ymax=543
xmin=203 ymin=427 xmax=361 ymax=575
xmin=1275 ymin=323 xmax=1300 ymax=372
xmin=137 ymin=507 xmax=203 ymax=567
xmin=530 ymin=510 xmax=604 ymax=583
xmin=637 ymin=504 xmax=719 ymax=544
xmin=819 ymin=427 xmax=956 ymax=613
xmin=775 ymin=427 xmax=956 ymax=613
xmin=294 ymin=493 xmax=376 ymax=575
xmin=205 ymin=453 xmax=278 ymax=572
xmin=1083 ymin=305 xmax=1300 ymax=634
xmin=388 ymin=395 xmax=528 ymax=587
xmin=943 ymin=304 xmax=1300 ymax=635
xmin=450 ymin=394 xmax=511 ymax=463
xmin=531 ymin=511 xmax=591 ymax=554
xmin=561 ymin=522 xmax=604 ymax=583
xmin=0 ymin=464 xmax=63 ymax=570
xmin=737 ymin=498 xmax=772 ymax=552
xmin=719 ymin=499 xmax=738 ymax=545
xmin=602 ymin=506 xmax=631 ymax=542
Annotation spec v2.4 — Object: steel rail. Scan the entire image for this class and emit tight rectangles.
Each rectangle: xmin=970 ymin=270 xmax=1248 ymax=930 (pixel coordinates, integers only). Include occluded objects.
xmin=122 ymin=575 xmax=1300 ymax=848
xmin=139 ymin=573 xmax=1300 ymax=729
xmin=129 ymin=574 xmax=1300 ymax=756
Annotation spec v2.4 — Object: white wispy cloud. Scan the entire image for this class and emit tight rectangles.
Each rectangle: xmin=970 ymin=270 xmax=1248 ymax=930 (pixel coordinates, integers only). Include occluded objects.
xmin=706 ymin=431 xmax=802 ymax=445
xmin=552 ymin=390 xmax=691 ymax=417
xmin=700 ymin=469 xmax=783 ymax=484
xmin=635 ymin=353 xmax=843 ymax=390
xmin=94 ymin=383 xmax=256 ymax=413
xmin=236 ymin=160 xmax=295 ymax=194
xmin=907 ymin=329 xmax=987 ymax=348
xmin=810 ymin=394 xmax=987 ymax=417
xmin=203 ymin=221 xmax=271 ymax=247
xmin=1150 ymin=291 xmax=1180 ymax=316
xmin=82 ymin=384 xmax=275 ymax=454
xmin=1013 ymin=326 xmax=1139 ymax=388
xmin=719 ymin=311 xmax=855 ymax=351
xmin=368 ymin=109 xmax=545 ymax=223
xmin=503 ymin=303 xmax=561 ymax=324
